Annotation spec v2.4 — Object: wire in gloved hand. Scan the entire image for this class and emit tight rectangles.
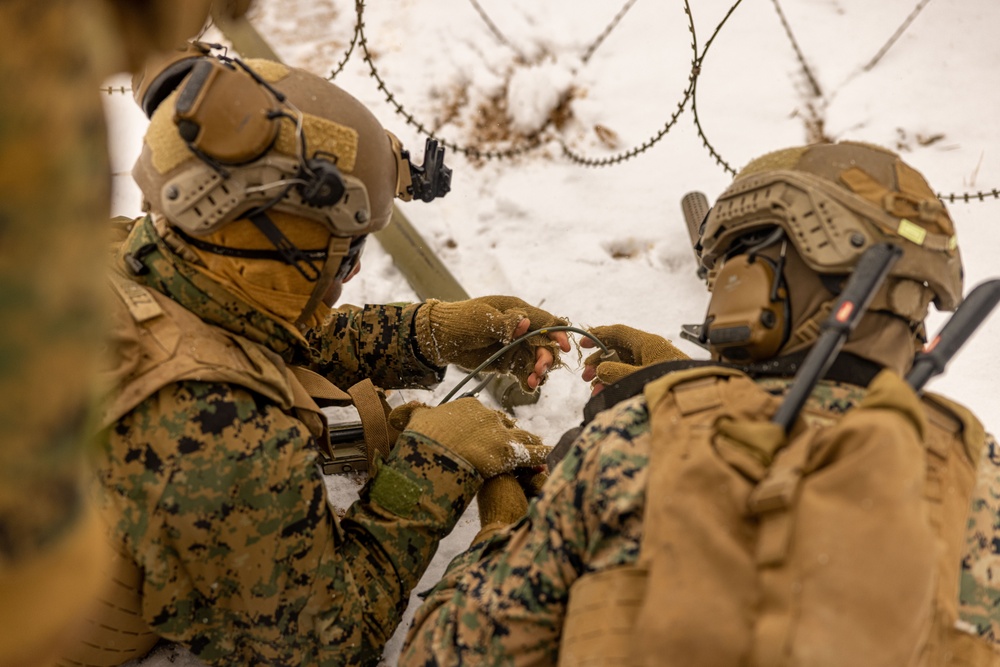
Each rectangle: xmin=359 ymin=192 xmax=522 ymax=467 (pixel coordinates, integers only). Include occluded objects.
xmin=439 ymin=325 xmax=612 ymax=404
xmin=581 ymin=324 xmax=689 ymax=394
xmin=414 ymin=296 xmax=571 ymax=392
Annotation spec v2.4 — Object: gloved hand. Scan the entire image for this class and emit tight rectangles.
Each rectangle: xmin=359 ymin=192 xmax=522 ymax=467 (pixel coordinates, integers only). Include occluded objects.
xmin=414 ymin=296 xmax=570 ymax=391
xmin=389 ymin=397 xmax=550 ymax=480
xmin=473 ymin=474 xmax=528 ymax=545
xmin=582 ymin=324 xmax=689 ymax=393
xmin=513 ymin=466 xmax=548 ymax=499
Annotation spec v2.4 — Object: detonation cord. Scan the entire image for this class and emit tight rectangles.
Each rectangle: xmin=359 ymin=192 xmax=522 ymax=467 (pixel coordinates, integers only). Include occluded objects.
xmin=438 ymin=325 xmax=610 ymax=405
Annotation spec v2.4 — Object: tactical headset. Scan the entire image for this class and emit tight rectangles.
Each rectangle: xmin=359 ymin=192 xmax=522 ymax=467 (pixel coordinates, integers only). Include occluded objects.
xmin=135 ymin=46 xmax=451 ymax=284
xmin=701 ymin=229 xmax=791 ymax=362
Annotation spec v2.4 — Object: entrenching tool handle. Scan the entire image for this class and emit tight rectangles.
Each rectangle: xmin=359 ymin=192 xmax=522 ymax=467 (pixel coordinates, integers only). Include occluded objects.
xmin=681 ymin=191 xmax=710 ymax=279
xmin=907 ymin=278 xmax=1000 ymax=392
xmin=771 ymin=243 xmax=903 ymax=433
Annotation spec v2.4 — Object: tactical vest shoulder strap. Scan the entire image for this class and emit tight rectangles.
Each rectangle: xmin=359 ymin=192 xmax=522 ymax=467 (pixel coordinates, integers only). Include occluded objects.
xmin=921 ymin=391 xmax=986 ymax=465
xmin=582 ymin=351 xmax=882 ymax=427
xmin=101 ymin=274 xmax=296 ymax=430
xmin=549 ymin=352 xmax=883 ymax=470
xmin=642 ymin=365 xmax=748 ymax=415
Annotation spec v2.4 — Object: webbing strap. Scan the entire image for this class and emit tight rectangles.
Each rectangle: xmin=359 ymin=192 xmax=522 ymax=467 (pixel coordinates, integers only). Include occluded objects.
xmin=582 ymin=351 xmax=882 ymax=426
xmin=347 ymin=379 xmax=393 ymax=469
xmin=287 ymin=365 xmax=351 ymax=405
xmin=747 ymin=433 xmax=812 ymax=566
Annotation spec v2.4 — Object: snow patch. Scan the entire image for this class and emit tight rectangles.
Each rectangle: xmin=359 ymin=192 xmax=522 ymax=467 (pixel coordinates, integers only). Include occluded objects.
xmin=506 ymin=55 xmax=580 ymax=135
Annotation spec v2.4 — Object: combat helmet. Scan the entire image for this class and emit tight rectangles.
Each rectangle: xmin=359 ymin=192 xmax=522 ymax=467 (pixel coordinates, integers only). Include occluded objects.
xmin=130 ymin=48 xmax=451 ymax=327
xmin=694 ymin=141 xmax=962 ymax=363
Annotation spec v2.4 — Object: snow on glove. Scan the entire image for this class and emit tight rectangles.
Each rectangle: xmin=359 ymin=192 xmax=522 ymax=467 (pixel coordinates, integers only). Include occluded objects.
xmin=414 ymin=296 xmax=569 ymax=391
xmin=473 ymin=474 xmax=529 ymax=545
xmin=584 ymin=324 xmax=689 ymax=387
xmin=392 ymin=397 xmax=550 ymax=480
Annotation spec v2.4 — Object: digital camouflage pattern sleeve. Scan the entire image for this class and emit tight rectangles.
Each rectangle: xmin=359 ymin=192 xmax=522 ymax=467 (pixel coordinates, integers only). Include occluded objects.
xmin=307 ymin=303 xmax=445 ymax=391
xmin=959 ymin=433 xmax=1000 ymax=643
xmin=399 ymin=395 xmax=653 ymax=667
xmin=98 ymin=378 xmax=479 ymax=667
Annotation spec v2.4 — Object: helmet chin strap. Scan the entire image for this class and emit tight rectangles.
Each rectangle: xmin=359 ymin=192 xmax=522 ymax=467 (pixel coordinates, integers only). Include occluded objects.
xmin=295 ymin=235 xmax=352 ymax=330
xmin=166 ymin=208 xmax=356 ymax=330
xmin=247 ymin=210 xmax=324 ymax=281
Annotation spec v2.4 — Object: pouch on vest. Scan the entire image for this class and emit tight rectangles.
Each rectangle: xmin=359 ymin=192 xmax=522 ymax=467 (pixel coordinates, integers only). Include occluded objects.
xmin=627 ymin=367 xmax=980 ymax=667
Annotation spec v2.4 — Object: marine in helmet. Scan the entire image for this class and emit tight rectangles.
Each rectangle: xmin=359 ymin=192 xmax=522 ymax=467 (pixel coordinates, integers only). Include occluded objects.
xmin=398 ymin=142 xmax=1000 ymax=666
xmin=65 ymin=50 xmax=570 ymax=666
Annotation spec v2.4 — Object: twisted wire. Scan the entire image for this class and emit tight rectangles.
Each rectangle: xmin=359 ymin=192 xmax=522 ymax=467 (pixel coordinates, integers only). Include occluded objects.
xmin=355 ymin=0 xmax=538 ymax=160
xmin=581 ymin=0 xmax=641 ymax=64
xmin=96 ymin=0 xmax=998 ymax=205
xmin=325 ymin=10 xmax=361 ymax=80
xmin=688 ymin=0 xmax=748 ymax=176
xmin=769 ymin=0 xmax=822 ymax=98
xmin=560 ymin=0 xmax=696 ymax=167
xmin=863 ymin=0 xmax=934 ymax=72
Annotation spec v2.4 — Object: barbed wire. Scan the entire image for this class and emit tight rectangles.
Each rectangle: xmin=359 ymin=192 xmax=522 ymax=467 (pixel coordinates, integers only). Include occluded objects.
xmin=98 ymin=0 xmax=997 ymax=204
xmin=769 ymin=0 xmax=822 ymax=99
xmin=559 ymin=0 xmax=696 ymax=167
xmin=863 ymin=0 xmax=934 ymax=72
xmin=466 ymin=0 xmax=523 ymax=58
xmin=355 ymin=0 xmax=539 ymax=160
xmin=688 ymin=0 xmax=748 ymax=176
xmin=939 ymin=189 xmax=1000 ymax=203
xmin=764 ymin=0 xmax=994 ymax=201
xmin=325 ymin=10 xmax=360 ymax=80
xmin=466 ymin=0 xmax=640 ymax=65
xmin=581 ymin=0 xmax=641 ymax=64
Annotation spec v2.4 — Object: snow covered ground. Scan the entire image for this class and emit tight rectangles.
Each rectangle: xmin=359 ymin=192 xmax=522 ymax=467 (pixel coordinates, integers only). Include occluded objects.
xmin=101 ymin=0 xmax=1000 ymax=664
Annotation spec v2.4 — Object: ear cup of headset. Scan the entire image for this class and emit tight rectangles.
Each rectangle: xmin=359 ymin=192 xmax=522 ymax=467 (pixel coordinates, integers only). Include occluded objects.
xmin=173 ymin=58 xmax=281 ymax=165
xmin=704 ymin=254 xmax=790 ymax=362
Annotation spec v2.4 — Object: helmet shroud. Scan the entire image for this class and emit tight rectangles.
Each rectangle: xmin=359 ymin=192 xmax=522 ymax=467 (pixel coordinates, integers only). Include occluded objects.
xmin=132 ymin=58 xmax=406 ymax=329
xmin=698 ymin=141 xmax=963 ymax=370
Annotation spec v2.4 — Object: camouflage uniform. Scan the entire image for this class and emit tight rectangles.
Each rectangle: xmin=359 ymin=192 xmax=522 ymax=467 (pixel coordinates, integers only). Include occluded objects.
xmin=0 ymin=0 xmax=112 ymax=561
xmin=95 ymin=215 xmax=482 ymax=666
xmin=400 ymin=378 xmax=1000 ymax=666
xmin=0 ymin=3 xmax=121 ymax=663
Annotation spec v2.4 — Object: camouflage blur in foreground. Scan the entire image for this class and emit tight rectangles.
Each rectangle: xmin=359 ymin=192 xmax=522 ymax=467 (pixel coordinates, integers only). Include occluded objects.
xmin=400 ymin=379 xmax=1000 ymax=666
xmin=0 ymin=2 xmax=118 ymax=664
xmin=95 ymin=216 xmax=481 ymax=665
xmin=0 ymin=0 xmax=111 ymax=565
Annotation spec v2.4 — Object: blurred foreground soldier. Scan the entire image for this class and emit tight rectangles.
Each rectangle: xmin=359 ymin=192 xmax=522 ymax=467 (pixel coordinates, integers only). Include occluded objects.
xmin=64 ymin=51 xmax=569 ymax=667
xmin=399 ymin=142 xmax=1000 ymax=666
xmin=0 ymin=2 xmax=249 ymax=666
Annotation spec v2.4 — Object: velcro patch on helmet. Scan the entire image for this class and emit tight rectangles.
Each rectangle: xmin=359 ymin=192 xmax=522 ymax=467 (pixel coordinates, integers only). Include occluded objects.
xmin=274 ymin=113 xmax=359 ymax=173
xmin=736 ymin=146 xmax=810 ymax=179
xmin=147 ymin=90 xmax=195 ymax=175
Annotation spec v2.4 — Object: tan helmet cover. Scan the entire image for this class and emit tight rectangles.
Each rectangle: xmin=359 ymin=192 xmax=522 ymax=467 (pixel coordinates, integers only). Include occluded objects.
xmin=132 ymin=59 xmax=402 ymax=239
xmin=700 ymin=142 xmax=963 ymax=319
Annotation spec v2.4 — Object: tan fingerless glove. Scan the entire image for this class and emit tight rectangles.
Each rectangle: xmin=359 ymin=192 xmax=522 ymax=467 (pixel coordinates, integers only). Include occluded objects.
xmin=390 ymin=397 xmax=550 ymax=479
xmin=414 ymin=296 xmax=569 ymax=391
xmin=585 ymin=324 xmax=689 ymax=386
